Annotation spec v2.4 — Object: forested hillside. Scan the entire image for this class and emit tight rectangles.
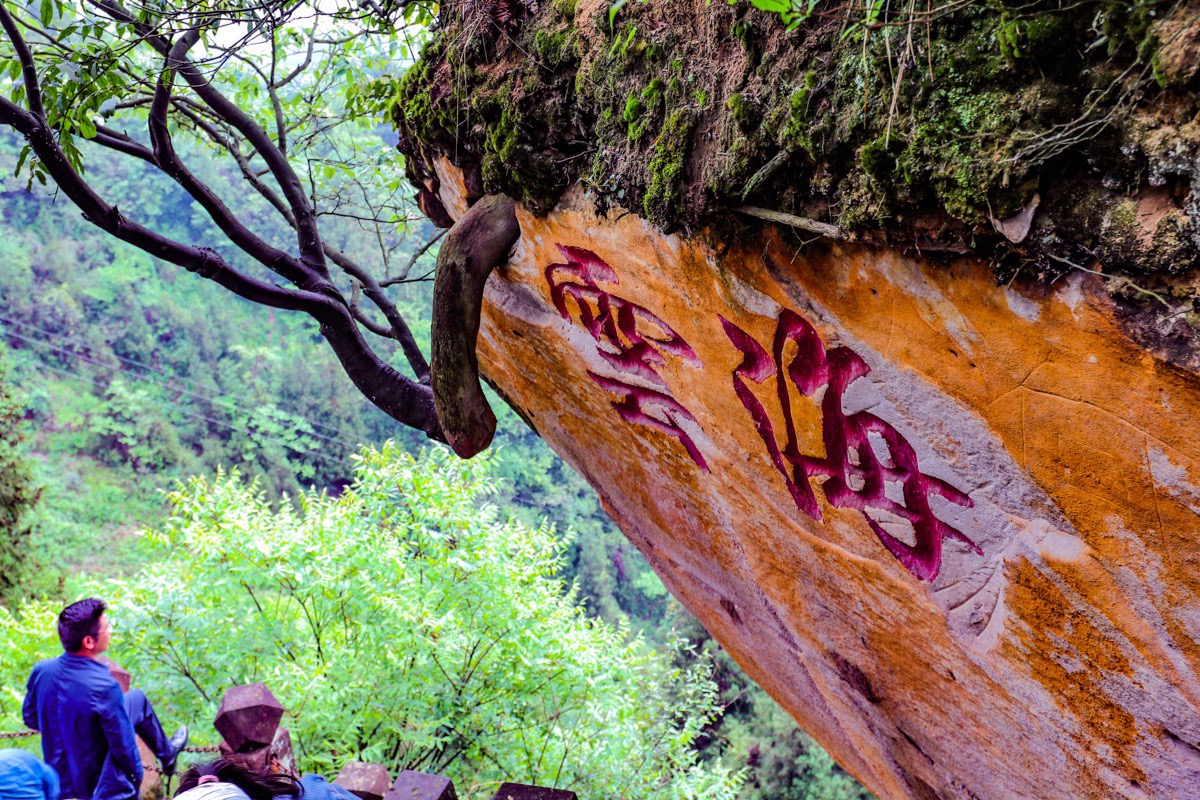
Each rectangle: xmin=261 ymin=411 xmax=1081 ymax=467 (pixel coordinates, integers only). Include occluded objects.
xmin=0 ymin=128 xmax=869 ymax=799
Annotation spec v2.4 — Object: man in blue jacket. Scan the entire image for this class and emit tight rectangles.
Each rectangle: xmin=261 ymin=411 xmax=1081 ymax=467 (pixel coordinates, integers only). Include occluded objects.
xmin=22 ymin=598 xmax=189 ymax=800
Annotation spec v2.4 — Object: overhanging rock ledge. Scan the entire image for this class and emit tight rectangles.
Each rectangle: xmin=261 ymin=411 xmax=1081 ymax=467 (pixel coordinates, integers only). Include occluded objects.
xmin=424 ymin=159 xmax=1200 ymax=800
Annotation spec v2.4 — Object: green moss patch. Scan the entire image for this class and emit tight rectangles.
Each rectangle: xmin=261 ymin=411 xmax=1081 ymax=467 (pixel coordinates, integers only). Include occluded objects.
xmin=391 ymin=0 xmax=1199 ymax=277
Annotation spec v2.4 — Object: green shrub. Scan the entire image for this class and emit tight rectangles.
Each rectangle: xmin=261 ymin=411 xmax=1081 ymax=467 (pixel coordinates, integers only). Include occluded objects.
xmin=0 ymin=446 xmax=743 ymax=800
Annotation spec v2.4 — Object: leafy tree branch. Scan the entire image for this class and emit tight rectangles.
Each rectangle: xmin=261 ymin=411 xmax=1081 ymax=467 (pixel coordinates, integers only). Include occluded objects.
xmin=0 ymin=0 xmax=467 ymax=441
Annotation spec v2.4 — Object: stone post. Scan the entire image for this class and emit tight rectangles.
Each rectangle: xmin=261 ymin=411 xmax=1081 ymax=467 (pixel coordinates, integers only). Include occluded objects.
xmin=213 ymin=683 xmax=294 ymax=776
xmin=334 ymin=762 xmax=392 ymax=800
xmin=383 ymin=770 xmax=457 ymax=800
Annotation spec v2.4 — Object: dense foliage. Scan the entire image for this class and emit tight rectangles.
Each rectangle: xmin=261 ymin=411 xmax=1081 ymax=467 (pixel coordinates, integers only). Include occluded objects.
xmin=0 ymin=351 xmax=42 ymax=606
xmin=1 ymin=446 xmax=744 ymax=799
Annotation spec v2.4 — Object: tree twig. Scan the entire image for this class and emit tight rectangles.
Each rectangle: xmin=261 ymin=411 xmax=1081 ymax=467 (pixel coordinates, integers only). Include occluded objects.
xmin=735 ymin=205 xmax=844 ymax=239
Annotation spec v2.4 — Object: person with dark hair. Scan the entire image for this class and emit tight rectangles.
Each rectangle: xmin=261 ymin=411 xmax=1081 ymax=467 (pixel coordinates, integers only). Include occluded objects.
xmin=22 ymin=597 xmax=190 ymax=800
xmin=175 ymin=758 xmax=359 ymax=800
xmin=0 ymin=748 xmax=60 ymax=800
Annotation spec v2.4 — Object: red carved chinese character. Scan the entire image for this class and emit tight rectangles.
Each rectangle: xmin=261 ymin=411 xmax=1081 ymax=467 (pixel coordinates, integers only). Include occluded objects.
xmin=588 ymin=374 xmax=708 ymax=471
xmin=721 ymin=309 xmax=979 ymax=581
xmin=547 ymin=245 xmax=708 ymax=471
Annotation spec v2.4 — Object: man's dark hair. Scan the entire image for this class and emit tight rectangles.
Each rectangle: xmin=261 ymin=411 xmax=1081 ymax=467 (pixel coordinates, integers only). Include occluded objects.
xmin=58 ymin=598 xmax=107 ymax=652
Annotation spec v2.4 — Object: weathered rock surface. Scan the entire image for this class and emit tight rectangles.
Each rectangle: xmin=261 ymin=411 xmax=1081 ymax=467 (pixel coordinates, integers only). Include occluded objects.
xmin=434 ymin=165 xmax=1200 ymax=800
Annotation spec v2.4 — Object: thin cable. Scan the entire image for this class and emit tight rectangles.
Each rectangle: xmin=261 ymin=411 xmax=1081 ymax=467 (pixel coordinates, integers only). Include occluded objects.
xmin=9 ymin=355 xmax=351 ymax=468
xmin=0 ymin=314 xmax=362 ymax=443
xmin=0 ymin=317 xmax=363 ymax=451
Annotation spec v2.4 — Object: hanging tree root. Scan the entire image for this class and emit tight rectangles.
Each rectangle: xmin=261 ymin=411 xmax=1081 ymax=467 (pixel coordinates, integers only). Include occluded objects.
xmin=430 ymin=193 xmax=521 ymax=458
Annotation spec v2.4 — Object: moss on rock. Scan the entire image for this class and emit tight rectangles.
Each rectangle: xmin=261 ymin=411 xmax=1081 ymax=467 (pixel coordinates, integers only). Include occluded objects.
xmin=391 ymin=0 xmax=1200 ymax=278
xmin=644 ymin=108 xmax=698 ymax=223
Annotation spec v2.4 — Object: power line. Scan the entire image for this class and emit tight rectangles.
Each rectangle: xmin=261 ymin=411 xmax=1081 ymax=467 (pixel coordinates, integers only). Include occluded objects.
xmin=0 ymin=316 xmax=360 ymax=448
xmin=0 ymin=316 xmax=363 ymax=452
xmin=5 ymin=328 xmax=359 ymax=455
xmin=9 ymin=355 xmax=351 ymax=469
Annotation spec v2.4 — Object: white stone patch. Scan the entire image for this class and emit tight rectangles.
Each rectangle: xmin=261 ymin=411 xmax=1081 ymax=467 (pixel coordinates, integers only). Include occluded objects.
xmin=867 ymin=430 xmax=893 ymax=467
xmin=1033 ymin=522 xmax=1090 ymax=562
xmin=1172 ymin=604 xmax=1200 ymax=649
xmin=1055 ymin=271 xmax=1086 ymax=317
xmin=810 ymin=383 xmax=827 ymax=407
xmin=1003 ymin=285 xmax=1041 ymax=322
xmin=840 ymin=374 xmax=881 ymax=416
xmin=1148 ymin=447 xmax=1200 ymax=502
xmin=874 ymin=251 xmax=981 ymax=356
xmin=969 ymin=565 xmax=1011 ymax=652
xmin=1101 ymin=514 xmax=1200 ymax=690
xmin=724 ymin=272 xmax=784 ymax=319
xmin=864 ymin=507 xmax=917 ymax=547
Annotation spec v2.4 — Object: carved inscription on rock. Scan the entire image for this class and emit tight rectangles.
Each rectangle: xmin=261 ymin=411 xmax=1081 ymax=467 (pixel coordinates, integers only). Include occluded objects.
xmin=720 ymin=310 xmax=980 ymax=581
xmin=543 ymin=244 xmax=977 ymax=578
xmin=546 ymin=245 xmax=708 ymax=471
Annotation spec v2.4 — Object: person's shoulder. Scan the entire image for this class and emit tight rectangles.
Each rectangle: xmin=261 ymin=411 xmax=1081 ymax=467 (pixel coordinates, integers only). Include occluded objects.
xmin=50 ymin=655 xmax=121 ymax=699
xmin=0 ymin=749 xmax=50 ymax=787
xmin=30 ymin=655 xmax=60 ymax=671
xmin=27 ymin=655 xmax=60 ymax=680
xmin=298 ymin=774 xmax=359 ymax=800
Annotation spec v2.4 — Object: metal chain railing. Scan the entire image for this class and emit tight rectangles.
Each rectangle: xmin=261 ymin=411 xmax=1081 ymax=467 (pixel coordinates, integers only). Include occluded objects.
xmin=0 ymin=729 xmax=38 ymax=740
xmin=1 ymin=730 xmax=221 ymax=754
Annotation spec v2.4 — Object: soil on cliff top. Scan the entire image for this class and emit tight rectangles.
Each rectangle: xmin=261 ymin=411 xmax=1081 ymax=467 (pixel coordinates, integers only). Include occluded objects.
xmin=391 ymin=0 xmax=1200 ymax=370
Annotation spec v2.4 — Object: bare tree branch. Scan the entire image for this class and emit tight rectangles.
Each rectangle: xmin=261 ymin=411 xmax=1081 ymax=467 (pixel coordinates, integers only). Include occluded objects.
xmin=383 ymin=228 xmax=446 ymax=285
xmin=277 ymin=29 xmax=316 ymax=87
xmin=171 ymin=99 xmax=298 ymax=226
xmin=230 ymin=42 xmax=289 ymax=155
xmin=91 ymin=0 xmax=329 ymax=278
xmin=93 ymin=125 xmax=157 ymax=164
xmin=323 ymin=243 xmax=430 ymax=380
xmin=148 ymin=30 xmax=321 ymax=290
xmin=0 ymin=0 xmax=448 ymax=439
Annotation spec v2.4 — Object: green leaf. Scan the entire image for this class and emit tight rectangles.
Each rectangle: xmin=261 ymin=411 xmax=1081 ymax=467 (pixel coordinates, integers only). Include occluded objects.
xmin=607 ymin=0 xmax=628 ymax=27
xmin=40 ymin=0 xmax=53 ymax=28
xmin=749 ymin=0 xmax=790 ymax=12
xmin=77 ymin=114 xmax=96 ymax=139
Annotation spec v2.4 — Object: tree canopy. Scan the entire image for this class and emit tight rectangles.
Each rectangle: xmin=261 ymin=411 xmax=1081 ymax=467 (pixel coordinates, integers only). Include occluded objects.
xmin=0 ymin=0 xmax=465 ymax=441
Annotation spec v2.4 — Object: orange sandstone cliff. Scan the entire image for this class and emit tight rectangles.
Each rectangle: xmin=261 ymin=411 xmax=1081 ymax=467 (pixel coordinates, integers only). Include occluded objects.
xmin=393 ymin=2 xmax=1200 ymax=796
xmin=432 ymin=165 xmax=1200 ymax=800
